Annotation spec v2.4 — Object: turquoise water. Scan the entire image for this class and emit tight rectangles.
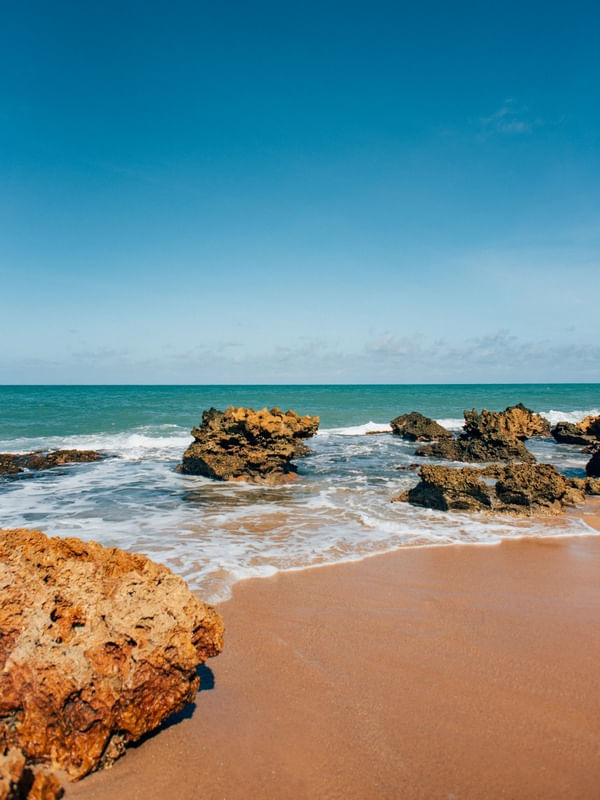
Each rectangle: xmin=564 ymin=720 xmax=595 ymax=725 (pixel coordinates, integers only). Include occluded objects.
xmin=0 ymin=384 xmax=598 ymax=601
xmin=1 ymin=384 xmax=598 ymax=438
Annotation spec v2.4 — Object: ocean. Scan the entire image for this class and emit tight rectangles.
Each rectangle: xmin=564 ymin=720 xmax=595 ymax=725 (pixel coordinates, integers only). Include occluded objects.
xmin=1 ymin=384 xmax=598 ymax=602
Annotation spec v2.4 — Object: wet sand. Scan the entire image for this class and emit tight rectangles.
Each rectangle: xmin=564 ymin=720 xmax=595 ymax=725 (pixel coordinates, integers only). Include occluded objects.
xmin=68 ymin=502 xmax=600 ymax=800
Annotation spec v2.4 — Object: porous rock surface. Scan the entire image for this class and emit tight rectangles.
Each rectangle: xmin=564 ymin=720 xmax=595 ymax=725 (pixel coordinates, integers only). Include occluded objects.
xmin=180 ymin=406 xmax=319 ymax=484
xmin=389 ymin=412 xmax=451 ymax=442
xmin=0 ymin=451 xmax=104 ymax=476
xmin=0 ymin=529 xmax=224 ymax=787
xmin=415 ymin=404 xmax=543 ymax=464
xmin=0 ymin=748 xmax=63 ymax=800
xmin=463 ymin=403 xmax=550 ymax=439
xmin=394 ymin=463 xmax=584 ymax=515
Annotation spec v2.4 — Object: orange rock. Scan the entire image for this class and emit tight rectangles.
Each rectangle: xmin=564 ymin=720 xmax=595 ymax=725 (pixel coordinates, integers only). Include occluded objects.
xmin=0 ymin=529 xmax=224 ymax=782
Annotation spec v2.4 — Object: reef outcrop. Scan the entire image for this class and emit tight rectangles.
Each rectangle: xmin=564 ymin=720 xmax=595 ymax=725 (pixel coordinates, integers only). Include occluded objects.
xmin=389 ymin=412 xmax=451 ymax=442
xmin=414 ymin=404 xmax=543 ymax=464
xmin=0 ymin=450 xmax=104 ymax=476
xmin=463 ymin=403 xmax=550 ymax=439
xmin=394 ymin=463 xmax=584 ymax=515
xmin=0 ymin=528 xmax=224 ymax=792
xmin=180 ymin=406 xmax=319 ymax=484
xmin=551 ymin=415 xmax=600 ymax=447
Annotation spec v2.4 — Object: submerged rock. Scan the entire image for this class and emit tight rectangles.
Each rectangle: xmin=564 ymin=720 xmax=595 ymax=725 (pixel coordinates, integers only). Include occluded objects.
xmin=0 ymin=450 xmax=104 ymax=476
xmin=463 ymin=404 xmax=550 ymax=439
xmin=416 ymin=433 xmax=535 ymax=464
xmin=180 ymin=406 xmax=319 ymax=484
xmin=0 ymin=528 xmax=224 ymax=788
xmin=390 ymin=412 xmax=451 ymax=442
xmin=395 ymin=463 xmax=584 ymax=515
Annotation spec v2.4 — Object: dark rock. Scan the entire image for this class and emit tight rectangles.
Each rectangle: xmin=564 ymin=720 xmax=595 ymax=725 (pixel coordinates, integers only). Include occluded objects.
xmin=550 ymin=423 xmax=595 ymax=447
xmin=586 ymin=450 xmax=600 ymax=478
xmin=0 ymin=451 xmax=104 ymax=476
xmin=180 ymin=406 xmax=319 ymax=485
xmin=0 ymin=528 xmax=224 ymax=784
xmin=395 ymin=463 xmax=583 ymax=515
xmin=416 ymin=433 xmax=535 ymax=464
xmin=389 ymin=412 xmax=451 ymax=442
xmin=463 ymin=404 xmax=550 ymax=439
xmin=394 ymin=463 xmax=421 ymax=471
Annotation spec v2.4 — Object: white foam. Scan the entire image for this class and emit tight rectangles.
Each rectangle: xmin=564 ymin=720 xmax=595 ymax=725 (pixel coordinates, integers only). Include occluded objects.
xmin=318 ymin=421 xmax=392 ymax=436
xmin=540 ymin=408 xmax=600 ymax=426
xmin=435 ymin=417 xmax=465 ymax=431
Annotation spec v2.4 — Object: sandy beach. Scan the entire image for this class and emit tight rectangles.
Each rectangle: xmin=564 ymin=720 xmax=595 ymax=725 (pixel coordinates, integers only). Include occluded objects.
xmin=64 ymin=499 xmax=600 ymax=800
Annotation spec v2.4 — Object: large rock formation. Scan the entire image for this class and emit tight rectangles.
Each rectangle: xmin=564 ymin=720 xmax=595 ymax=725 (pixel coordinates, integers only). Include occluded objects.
xmin=416 ymin=433 xmax=535 ymax=464
xmin=0 ymin=529 xmax=224 ymax=790
xmin=463 ymin=403 xmax=550 ymax=439
xmin=394 ymin=463 xmax=584 ymax=515
xmin=180 ymin=406 xmax=319 ymax=484
xmin=0 ymin=450 xmax=104 ymax=476
xmin=389 ymin=412 xmax=451 ymax=442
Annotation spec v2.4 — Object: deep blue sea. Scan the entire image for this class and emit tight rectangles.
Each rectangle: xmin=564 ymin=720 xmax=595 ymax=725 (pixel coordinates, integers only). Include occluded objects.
xmin=1 ymin=384 xmax=598 ymax=601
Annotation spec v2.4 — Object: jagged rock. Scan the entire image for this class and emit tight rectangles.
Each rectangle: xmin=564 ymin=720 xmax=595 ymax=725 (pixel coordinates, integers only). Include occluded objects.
xmin=416 ymin=433 xmax=535 ymax=464
xmin=0 ymin=451 xmax=104 ymax=476
xmin=394 ymin=463 xmax=583 ymax=515
xmin=577 ymin=414 xmax=600 ymax=438
xmin=390 ymin=412 xmax=451 ymax=442
xmin=463 ymin=403 xmax=550 ymax=439
xmin=0 ymin=528 xmax=224 ymax=784
xmin=180 ymin=406 xmax=319 ymax=484
xmin=550 ymin=422 xmax=595 ymax=447
xmin=586 ymin=451 xmax=600 ymax=478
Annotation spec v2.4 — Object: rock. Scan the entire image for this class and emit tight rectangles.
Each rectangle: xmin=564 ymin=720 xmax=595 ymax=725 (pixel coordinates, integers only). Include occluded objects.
xmin=394 ymin=463 xmax=421 ymax=471
xmin=395 ymin=463 xmax=583 ymax=515
xmin=463 ymin=403 xmax=550 ymax=439
xmin=578 ymin=414 xmax=600 ymax=438
xmin=0 ymin=451 xmax=104 ymax=476
xmin=0 ymin=528 xmax=224 ymax=783
xmin=0 ymin=749 xmax=64 ymax=800
xmin=571 ymin=477 xmax=600 ymax=495
xmin=416 ymin=433 xmax=535 ymax=464
xmin=586 ymin=451 xmax=600 ymax=477
xmin=550 ymin=422 xmax=595 ymax=447
xmin=180 ymin=406 xmax=319 ymax=484
xmin=389 ymin=412 xmax=451 ymax=442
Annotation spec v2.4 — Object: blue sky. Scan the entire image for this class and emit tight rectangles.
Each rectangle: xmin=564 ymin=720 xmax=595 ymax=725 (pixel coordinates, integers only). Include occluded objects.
xmin=1 ymin=0 xmax=599 ymax=383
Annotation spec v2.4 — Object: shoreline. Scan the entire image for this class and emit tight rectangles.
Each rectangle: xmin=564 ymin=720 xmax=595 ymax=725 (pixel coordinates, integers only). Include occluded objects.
xmin=67 ymin=499 xmax=600 ymax=800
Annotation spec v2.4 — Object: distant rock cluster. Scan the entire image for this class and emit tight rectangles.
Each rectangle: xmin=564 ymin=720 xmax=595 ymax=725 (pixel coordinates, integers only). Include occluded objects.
xmin=391 ymin=404 xmax=600 ymax=515
xmin=0 ymin=449 xmax=104 ymax=475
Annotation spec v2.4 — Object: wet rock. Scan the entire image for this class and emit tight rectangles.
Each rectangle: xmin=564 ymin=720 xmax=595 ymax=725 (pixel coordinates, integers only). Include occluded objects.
xmin=416 ymin=433 xmax=535 ymax=464
xmin=0 ymin=451 xmax=104 ymax=476
xmin=394 ymin=463 xmax=421 ymax=471
xmin=0 ymin=528 xmax=224 ymax=784
xmin=586 ymin=451 xmax=600 ymax=478
xmin=180 ymin=406 xmax=319 ymax=484
xmin=463 ymin=403 xmax=550 ymax=439
xmin=395 ymin=463 xmax=583 ymax=515
xmin=389 ymin=412 xmax=451 ymax=442
xmin=571 ymin=477 xmax=600 ymax=495
xmin=550 ymin=422 xmax=596 ymax=447
xmin=577 ymin=414 xmax=600 ymax=438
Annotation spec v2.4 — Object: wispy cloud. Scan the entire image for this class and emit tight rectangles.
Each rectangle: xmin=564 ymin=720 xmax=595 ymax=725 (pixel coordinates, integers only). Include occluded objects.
xmin=479 ymin=99 xmax=541 ymax=137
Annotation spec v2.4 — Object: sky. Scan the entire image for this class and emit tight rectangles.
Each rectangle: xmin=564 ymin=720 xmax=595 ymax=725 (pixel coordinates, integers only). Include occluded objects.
xmin=1 ymin=0 xmax=599 ymax=383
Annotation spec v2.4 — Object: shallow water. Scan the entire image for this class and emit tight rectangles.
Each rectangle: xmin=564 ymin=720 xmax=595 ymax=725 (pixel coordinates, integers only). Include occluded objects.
xmin=0 ymin=385 xmax=598 ymax=601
